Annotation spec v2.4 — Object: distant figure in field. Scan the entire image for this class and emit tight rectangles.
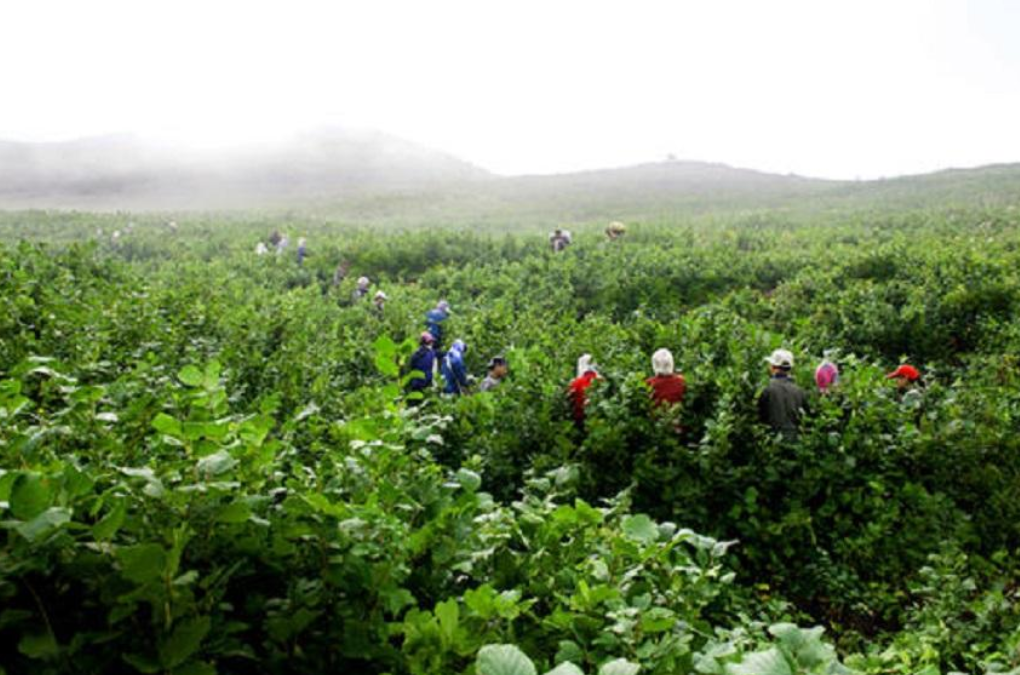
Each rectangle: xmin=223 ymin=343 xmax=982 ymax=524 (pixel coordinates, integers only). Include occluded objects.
xmin=268 ymin=230 xmax=282 ymax=248
xmin=441 ymin=340 xmax=471 ymax=395
xmin=406 ymin=332 xmax=437 ymax=400
xmin=352 ymin=276 xmax=371 ymax=301
xmin=605 ymin=221 xmax=627 ymax=241
xmin=646 ymin=348 xmax=686 ymax=408
xmin=887 ymin=364 xmax=924 ymax=408
xmin=479 ymin=356 xmax=508 ymax=392
xmin=276 ymin=235 xmax=290 ymax=255
xmin=550 ymin=228 xmax=572 ymax=253
xmin=758 ymin=349 xmax=809 ymax=440
xmin=296 ymin=237 xmax=308 ymax=265
xmin=373 ymin=290 xmax=387 ymax=313
xmin=333 ymin=261 xmax=350 ymax=287
xmin=568 ymin=354 xmax=600 ymax=424
xmin=815 ymin=356 xmax=840 ymax=394
xmin=255 ymin=242 xmax=269 ymax=256
xmin=425 ymin=300 xmax=451 ymax=353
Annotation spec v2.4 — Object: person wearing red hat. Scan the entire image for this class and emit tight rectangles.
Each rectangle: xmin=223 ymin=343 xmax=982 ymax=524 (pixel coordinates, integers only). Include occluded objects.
xmin=887 ymin=364 xmax=920 ymax=386
xmin=887 ymin=364 xmax=924 ymax=407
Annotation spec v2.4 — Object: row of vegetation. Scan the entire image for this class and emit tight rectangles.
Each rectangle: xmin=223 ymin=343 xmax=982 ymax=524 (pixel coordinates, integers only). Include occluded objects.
xmin=1 ymin=206 xmax=1018 ymax=674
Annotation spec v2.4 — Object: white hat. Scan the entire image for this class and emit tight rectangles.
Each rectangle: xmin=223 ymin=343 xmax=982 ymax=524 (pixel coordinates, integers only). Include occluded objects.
xmin=651 ymin=348 xmax=674 ymax=376
xmin=374 ymin=290 xmax=387 ymax=300
xmin=765 ymin=349 xmax=795 ymax=369
xmin=357 ymin=276 xmax=370 ymax=287
xmin=577 ymin=354 xmax=597 ymax=378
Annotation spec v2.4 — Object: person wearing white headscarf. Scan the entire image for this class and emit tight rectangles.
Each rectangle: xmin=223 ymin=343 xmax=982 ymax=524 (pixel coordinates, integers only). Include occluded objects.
xmin=647 ymin=348 xmax=686 ymax=407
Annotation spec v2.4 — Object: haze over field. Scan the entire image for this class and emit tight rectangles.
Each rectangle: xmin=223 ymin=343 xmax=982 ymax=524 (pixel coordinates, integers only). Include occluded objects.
xmin=3 ymin=0 xmax=1020 ymax=184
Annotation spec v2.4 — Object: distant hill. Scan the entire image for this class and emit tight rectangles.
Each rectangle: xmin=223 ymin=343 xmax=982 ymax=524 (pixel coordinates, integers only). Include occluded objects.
xmin=2 ymin=130 xmax=1020 ymax=219
xmin=0 ymin=129 xmax=492 ymax=209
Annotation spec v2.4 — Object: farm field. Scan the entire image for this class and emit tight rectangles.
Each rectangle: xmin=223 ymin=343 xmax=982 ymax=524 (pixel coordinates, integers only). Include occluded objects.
xmin=1 ymin=193 xmax=1019 ymax=675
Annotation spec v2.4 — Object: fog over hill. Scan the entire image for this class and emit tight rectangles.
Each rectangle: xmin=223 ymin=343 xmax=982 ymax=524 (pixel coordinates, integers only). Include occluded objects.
xmin=0 ymin=129 xmax=493 ymax=209
xmin=1 ymin=128 xmax=1019 ymax=218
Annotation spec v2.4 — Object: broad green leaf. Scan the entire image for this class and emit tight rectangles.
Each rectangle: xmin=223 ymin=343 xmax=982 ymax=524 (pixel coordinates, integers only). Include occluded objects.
xmin=93 ymin=500 xmax=127 ymax=541
xmin=545 ymin=663 xmax=584 ymax=675
xmin=726 ymin=648 xmax=793 ymax=675
xmin=178 ymin=365 xmax=204 ymax=387
xmin=118 ymin=543 xmax=167 ymax=584
xmin=152 ymin=413 xmax=183 ymax=437
xmin=476 ymin=644 xmax=538 ymax=675
xmin=16 ymin=507 xmax=72 ymax=542
xmin=196 ymin=450 xmax=238 ymax=478
xmin=173 ymin=661 xmax=217 ymax=675
xmin=18 ymin=631 xmax=58 ymax=659
xmin=216 ymin=501 xmax=251 ymax=524
xmin=123 ymin=652 xmax=162 ymax=673
xmin=374 ymin=351 xmax=400 ymax=377
xmin=160 ymin=616 xmax=211 ymax=669
xmin=599 ymin=659 xmax=640 ymax=675
xmin=621 ymin=514 xmax=659 ymax=544
xmin=10 ymin=473 xmax=50 ymax=520
xmin=436 ymin=599 xmax=460 ymax=644
xmin=455 ymin=468 xmax=482 ymax=492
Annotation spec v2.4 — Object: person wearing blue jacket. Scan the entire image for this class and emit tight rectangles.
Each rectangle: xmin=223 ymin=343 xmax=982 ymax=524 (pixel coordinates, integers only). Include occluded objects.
xmin=406 ymin=332 xmax=437 ymax=402
xmin=441 ymin=339 xmax=471 ymax=395
xmin=425 ymin=300 xmax=451 ymax=352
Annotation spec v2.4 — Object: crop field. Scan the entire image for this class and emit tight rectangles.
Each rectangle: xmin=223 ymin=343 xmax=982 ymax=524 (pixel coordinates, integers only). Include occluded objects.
xmin=1 ymin=201 xmax=1019 ymax=675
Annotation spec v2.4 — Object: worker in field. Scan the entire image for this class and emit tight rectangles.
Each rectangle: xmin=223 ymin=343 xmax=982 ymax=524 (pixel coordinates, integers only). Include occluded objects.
xmin=441 ymin=339 xmax=471 ymax=395
xmin=815 ymin=355 xmax=840 ymax=394
xmin=550 ymin=228 xmax=572 ymax=253
xmin=373 ymin=290 xmax=387 ymax=313
xmin=568 ymin=354 xmax=600 ymax=425
xmin=605 ymin=221 xmax=627 ymax=241
xmin=332 ymin=261 xmax=350 ymax=287
xmin=276 ymin=234 xmax=290 ymax=255
xmin=757 ymin=349 xmax=809 ymax=440
xmin=296 ymin=237 xmax=308 ymax=265
xmin=425 ymin=300 xmax=451 ymax=354
xmin=255 ymin=242 xmax=269 ymax=256
xmin=268 ymin=230 xmax=282 ymax=248
xmin=647 ymin=348 xmax=686 ymax=408
xmin=406 ymin=332 xmax=437 ymax=401
xmin=887 ymin=364 xmax=924 ymax=408
xmin=479 ymin=356 xmax=509 ymax=392
xmin=352 ymin=276 xmax=371 ymax=301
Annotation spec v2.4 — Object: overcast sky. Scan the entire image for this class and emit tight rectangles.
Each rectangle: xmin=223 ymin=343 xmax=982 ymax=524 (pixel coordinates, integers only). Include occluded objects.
xmin=2 ymin=0 xmax=1019 ymax=178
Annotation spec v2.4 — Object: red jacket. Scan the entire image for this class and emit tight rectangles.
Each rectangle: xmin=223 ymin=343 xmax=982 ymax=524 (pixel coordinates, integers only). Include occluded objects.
xmin=568 ymin=371 xmax=599 ymax=422
xmin=646 ymin=374 xmax=686 ymax=407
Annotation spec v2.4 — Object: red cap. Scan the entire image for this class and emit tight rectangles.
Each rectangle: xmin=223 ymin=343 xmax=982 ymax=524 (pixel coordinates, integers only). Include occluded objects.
xmin=887 ymin=364 xmax=920 ymax=381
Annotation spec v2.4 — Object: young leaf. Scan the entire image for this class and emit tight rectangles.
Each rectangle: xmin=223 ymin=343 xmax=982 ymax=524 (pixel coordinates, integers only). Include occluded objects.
xmin=598 ymin=659 xmax=641 ymax=675
xmin=10 ymin=473 xmax=50 ymax=520
xmin=160 ymin=616 xmax=211 ymax=669
xmin=477 ymin=644 xmax=538 ymax=675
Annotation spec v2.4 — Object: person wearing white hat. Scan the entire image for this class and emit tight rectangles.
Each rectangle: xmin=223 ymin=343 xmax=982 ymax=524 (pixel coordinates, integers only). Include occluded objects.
xmin=352 ymin=276 xmax=371 ymax=302
xmin=373 ymin=290 xmax=387 ymax=313
xmin=758 ymin=348 xmax=809 ymax=440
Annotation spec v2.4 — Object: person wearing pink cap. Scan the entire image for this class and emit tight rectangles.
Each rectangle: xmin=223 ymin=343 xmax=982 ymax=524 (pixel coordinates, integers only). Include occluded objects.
xmin=815 ymin=357 xmax=840 ymax=394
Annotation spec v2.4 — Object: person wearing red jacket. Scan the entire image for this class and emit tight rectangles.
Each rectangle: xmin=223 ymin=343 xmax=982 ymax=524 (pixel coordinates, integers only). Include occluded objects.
xmin=646 ymin=348 xmax=686 ymax=408
xmin=568 ymin=354 xmax=600 ymax=424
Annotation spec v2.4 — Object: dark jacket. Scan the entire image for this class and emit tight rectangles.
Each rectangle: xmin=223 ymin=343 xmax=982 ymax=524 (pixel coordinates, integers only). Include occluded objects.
xmin=758 ymin=374 xmax=809 ymax=439
xmin=407 ymin=347 xmax=435 ymax=392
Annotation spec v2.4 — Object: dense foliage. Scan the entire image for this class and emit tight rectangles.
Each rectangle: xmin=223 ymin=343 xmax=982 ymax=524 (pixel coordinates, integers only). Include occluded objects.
xmin=1 ymin=206 xmax=1018 ymax=674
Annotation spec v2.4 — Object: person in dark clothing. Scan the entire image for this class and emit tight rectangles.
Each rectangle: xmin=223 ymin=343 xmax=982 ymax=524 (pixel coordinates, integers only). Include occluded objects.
xmin=406 ymin=332 xmax=437 ymax=399
xmin=425 ymin=300 xmax=451 ymax=352
xmin=757 ymin=349 xmax=809 ymax=440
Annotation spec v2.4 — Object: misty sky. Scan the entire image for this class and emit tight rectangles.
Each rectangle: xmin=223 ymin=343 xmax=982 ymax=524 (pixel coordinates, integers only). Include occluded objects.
xmin=3 ymin=0 xmax=1019 ymax=178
